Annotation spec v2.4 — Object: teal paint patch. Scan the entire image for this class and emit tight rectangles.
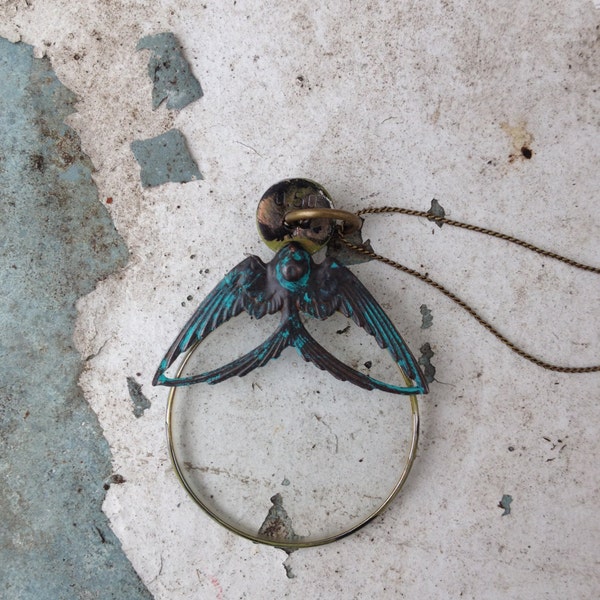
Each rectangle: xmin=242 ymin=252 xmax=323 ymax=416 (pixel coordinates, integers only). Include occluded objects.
xmin=427 ymin=198 xmax=446 ymax=227
xmin=131 ymin=129 xmax=202 ymax=187
xmin=137 ymin=32 xmax=203 ymax=110
xmin=258 ymin=493 xmax=300 ymax=543
xmin=498 ymin=494 xmax=513 ymax=516
xmin=420 ymin=304 xmax=433 ymax=329
xmin=126 ymin=377 xmax=151 ymax=418
xmin=418 ymin=342 xmax=436 ymax=383
xmin=0 ymin=37 xmax=152 ymax=599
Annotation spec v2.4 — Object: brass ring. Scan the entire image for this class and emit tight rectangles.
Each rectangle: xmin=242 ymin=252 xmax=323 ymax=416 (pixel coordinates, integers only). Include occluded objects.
xmin=284 ymin=208 xmax=363 ymax=235
xmin=166 ymin=342 xmax=420 ymax=549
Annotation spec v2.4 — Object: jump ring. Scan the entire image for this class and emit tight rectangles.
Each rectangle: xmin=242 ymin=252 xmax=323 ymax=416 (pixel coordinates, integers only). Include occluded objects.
xmin=284 ymin=208 xmax=363 ymax=235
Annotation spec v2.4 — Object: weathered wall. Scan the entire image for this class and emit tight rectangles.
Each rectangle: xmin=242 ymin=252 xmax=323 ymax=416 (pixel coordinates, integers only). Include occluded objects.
xmin=1 ymin=2 xmax=599 ymax=598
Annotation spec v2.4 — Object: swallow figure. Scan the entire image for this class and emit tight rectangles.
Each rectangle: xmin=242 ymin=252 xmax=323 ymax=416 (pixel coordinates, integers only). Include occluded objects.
xmin=153 ymin=241 xmax=428 ymax=395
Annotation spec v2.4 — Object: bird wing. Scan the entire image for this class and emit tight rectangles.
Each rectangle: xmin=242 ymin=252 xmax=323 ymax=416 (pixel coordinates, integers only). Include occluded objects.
xmin=153 ymin=255 xmax=282 ymax=385
xmin=296 ymin=258 xmax=428 ymax=394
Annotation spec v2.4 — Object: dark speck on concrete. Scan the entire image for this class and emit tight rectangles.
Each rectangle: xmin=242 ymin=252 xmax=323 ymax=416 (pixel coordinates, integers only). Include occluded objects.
xmin=94 ymin=525 xmax=107 ymax=544
xmin=137 ymin=31 xmax=203 ymax=110
xmin=126 ymin=376 xmax=151 ymax=418
xmin=0 ymin=36 xmax=151 ymax=599
xmin=104 ymin=473 xmax=127 ymax=490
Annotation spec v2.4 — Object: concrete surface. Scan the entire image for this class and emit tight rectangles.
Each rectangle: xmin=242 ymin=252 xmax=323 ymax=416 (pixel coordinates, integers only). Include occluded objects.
xmin=1 ymin=1 xmax=599 ymax=598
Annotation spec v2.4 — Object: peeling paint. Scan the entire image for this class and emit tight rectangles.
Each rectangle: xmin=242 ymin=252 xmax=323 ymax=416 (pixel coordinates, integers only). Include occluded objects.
xmin=498 ymin=494 xmax=513 ymax=516
xmin=137 ymin=31 xmax=203 ymax=110
xmin=0 ymin=37 xmax=151 ymax=599
xmin=283 ymin=553 xmax=297 ymax=579
xmin=420 ymin=304 xmax=433 ymax=329
xmin=258 ymin=493 xmax=301 ymax=544
xmin=126 ymin=376 xmax=151 ymax=418
xmin=131 ymin=128 xmax=202 ymax=187
xmin=418 ymin=342 xmax=436 ymax=384
xmin=427 ymin=198 xmax=446 ymax=227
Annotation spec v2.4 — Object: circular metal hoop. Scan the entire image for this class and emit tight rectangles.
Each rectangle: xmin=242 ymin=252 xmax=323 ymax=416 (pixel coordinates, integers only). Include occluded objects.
xmin=166 ymin=340 xmax=420 ymax=549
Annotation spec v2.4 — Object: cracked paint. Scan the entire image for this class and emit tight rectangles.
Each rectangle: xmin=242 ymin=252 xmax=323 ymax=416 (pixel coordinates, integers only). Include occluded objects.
xmin=428 ymin=198 xmax=446 ymax=227
xmin=126 ymin=376 xmax=151 ymax=418
xmin=258 ymin=493 xmax=300 ymax=545
xmin=418 ymin=342 xmax=436 ymax=384
xmin=0 ymin=37 xmax=151 ymax=599
xmin=420 ymin=304 xmax=433 ymax=329
xmin=498 ymin=494 xmax=513 ymax=516
xmin=137 ymin=32 xmax=203 ymax=111
xmin=131 ymin=129 xmax=202 ymax=187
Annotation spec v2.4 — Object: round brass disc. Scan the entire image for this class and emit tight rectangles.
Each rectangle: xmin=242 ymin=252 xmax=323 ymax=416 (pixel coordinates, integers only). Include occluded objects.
xmin=256 ymin=178 xmax=336 ymax=253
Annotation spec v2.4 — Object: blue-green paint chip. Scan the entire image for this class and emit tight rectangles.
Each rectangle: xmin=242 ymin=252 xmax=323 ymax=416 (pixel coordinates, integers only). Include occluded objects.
xmin=127 ymin=376 xmax=151 ymax=418
xmin=427 ymin=198 xmax=446 ymax=227
xmin=131 ymin=129 xmax=202 ymax=187
xmin=0 ymin=37 xmax=152 ymax=599
xmin=418 ymin=342 xmax=436 ymax=384
xmin=137 ymin=32 xmax=203 ymax=110
xmin=499 ymin=494 xmax=513 ymax=516
xmin=420 ymin=304 xmax=433 ymax=329
xmin=258 ymin=493 xmax=300 ymax=543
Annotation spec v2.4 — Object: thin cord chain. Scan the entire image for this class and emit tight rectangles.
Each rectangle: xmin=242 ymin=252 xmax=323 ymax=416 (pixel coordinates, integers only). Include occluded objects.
xmin=357 ymin=207 xmax=600 ymax=274
xmin=338 ymin=208 xmax=600 ymax=373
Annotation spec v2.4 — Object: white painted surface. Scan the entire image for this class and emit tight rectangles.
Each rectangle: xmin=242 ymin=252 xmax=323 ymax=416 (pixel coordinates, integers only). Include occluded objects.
xmin=3 ymin=1 xmax=599 ymax=597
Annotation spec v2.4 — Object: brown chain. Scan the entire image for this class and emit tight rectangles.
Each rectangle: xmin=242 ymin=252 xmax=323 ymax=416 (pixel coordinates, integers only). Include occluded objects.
xmin=338 ymin=207 xmax=600 ymax=373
